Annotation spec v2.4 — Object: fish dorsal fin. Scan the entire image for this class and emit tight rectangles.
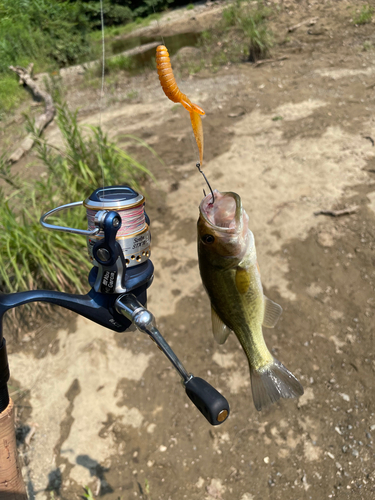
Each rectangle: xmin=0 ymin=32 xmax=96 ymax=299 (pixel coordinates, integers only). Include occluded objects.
xmin=211 ymin=307 xmax=232 ymax=344
xmin=263 ymin=296 xmax=283 ymax=328
xmin=235 ymin=266 xmax=251 ymax=294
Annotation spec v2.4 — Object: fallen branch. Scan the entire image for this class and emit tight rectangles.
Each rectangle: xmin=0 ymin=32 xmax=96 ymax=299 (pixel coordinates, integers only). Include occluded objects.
xmin=24 ymin=425 xmax=37 ymax=447
xmin=254 ymin=56 xmax=289 ymax=68
xmin=8 ymin=63 xmax=56 ymax=164
xmin=287 ymin=17 xmax=318 ymax=33
xmin=314 ymin=205 xmax=359 ymax=217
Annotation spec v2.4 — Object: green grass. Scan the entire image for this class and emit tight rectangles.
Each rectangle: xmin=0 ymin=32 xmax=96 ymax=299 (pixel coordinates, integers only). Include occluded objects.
xmin=83 ymin=487 xmax=95 ymax=500
xmin=126 ymin=89 xmax=139 ymax=99
xmin=362 ymin=41 xmax=374 ymax=51
xmin=89 ymin=12 xmax=162 ymax=42
xmin=353 ymin=5 xmax=373 ymax=25
xmin=186 ymin=3 xmax=195 ymax=10
xmin=0 ymin=102 xmax=155 ymax=296
xmin=105 ymin=55 xmax=134 ymax=73
xmin=0 ymin=75 xmax=27 ymax=120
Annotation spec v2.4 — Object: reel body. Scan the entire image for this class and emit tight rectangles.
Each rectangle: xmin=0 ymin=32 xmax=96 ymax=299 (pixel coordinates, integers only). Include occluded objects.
xmin=85 ymin=186 xmax=151 ymax=271
xmin=40 ymin=185 xmax=154 ymax=295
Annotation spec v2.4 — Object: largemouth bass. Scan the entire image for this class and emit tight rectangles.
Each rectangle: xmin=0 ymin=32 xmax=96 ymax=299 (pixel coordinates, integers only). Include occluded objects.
xmin=197 ymin=190 xmax=303 ymax=411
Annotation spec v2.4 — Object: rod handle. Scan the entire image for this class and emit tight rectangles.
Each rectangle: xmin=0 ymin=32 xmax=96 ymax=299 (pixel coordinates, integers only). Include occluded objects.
xmin=185 ymin=377 xmax=230 ymax=426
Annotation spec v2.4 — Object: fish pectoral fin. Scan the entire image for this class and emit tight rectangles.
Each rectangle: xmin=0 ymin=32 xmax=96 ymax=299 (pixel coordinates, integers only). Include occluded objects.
xmin=211 ymin=307 xmax=232 ymax=345
xmin=263 ymin=296 xmax=283 ymax=328
xmin=235 ymin=266 xmax=251 ymax=294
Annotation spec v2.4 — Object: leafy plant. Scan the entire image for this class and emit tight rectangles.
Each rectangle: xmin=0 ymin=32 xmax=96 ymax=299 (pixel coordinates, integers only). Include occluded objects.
xmin=83 ymin=486 xmax=95 ymax=500
xmin=353 ymin=4 xmax=373 ymax=25
xmin=222 ymin=0 xmax=273 ymax=62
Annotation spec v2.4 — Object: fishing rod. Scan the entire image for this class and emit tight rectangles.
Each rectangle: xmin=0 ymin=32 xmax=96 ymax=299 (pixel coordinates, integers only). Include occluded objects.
xmin=0 ymin=185 xmax=229 ymax=497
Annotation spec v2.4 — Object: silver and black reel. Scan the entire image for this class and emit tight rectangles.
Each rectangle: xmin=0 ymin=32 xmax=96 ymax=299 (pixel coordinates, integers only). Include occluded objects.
xmin=40 ymin=185 xmax=154 ymax=295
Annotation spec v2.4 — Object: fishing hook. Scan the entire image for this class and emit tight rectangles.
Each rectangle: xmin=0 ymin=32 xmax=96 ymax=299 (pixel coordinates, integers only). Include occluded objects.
xmin=196 ymin=163 xmax=215 ymax=204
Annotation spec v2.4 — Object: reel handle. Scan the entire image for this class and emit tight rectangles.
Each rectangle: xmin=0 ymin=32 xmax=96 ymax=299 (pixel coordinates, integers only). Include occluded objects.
xmin=185 ymin=377 xmax=229 ymax=426
xmin=116 ymin=294 xmax=230 ymax=426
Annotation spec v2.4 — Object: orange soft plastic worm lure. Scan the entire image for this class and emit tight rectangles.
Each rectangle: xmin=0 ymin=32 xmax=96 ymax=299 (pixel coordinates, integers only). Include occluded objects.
xmin=156 ymin=44 xmax=205 ymax=165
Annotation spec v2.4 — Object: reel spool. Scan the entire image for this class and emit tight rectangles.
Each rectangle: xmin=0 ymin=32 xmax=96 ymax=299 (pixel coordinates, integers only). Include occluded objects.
xmin=84 ymin=186 xmax=151 ymax=269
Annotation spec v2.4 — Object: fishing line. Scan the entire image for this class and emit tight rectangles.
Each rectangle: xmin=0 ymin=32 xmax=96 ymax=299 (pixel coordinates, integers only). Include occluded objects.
xmin=152 ymin=1 xmax=165 ymax=46
xmin=87 ymin=205 xmax=146 ymax=238
xmin=99 ymin=0 xmax=106 ymax=197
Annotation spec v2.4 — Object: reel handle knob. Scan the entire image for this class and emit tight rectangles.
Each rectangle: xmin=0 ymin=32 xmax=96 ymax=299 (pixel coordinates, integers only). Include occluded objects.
xmin=185 ymin=377 xmax=229 ymax=426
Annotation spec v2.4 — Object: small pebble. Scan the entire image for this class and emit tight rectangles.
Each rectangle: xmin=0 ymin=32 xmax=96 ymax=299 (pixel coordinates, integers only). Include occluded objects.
xmin=159 ymin=445 xmax=167 ymax=452
xmin=264 ymin=457 xmax=270 ymax=464
xmin=339 ymin=393 xmax=350 ymax=402
xmin=352 ymin=449 xmax=359 ymax=457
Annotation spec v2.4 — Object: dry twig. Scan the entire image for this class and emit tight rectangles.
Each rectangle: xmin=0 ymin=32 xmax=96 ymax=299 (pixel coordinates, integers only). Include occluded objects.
xmin=314 ymin=206 xmax=359 ymax=217
xmin=254 ymin=56 xmax=289 ymax=68
xmin=8 ymin=63 xmax=56 ymax=164
xmin=24 ymin=426 xmax=37 ymax=447
xmin=287 ymin=17 xmax=318 ymax=33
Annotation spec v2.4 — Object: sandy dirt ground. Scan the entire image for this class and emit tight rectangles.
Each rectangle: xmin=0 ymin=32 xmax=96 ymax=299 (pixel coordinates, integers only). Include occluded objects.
xmin=3 ymin=1 xmax=375 ymax=499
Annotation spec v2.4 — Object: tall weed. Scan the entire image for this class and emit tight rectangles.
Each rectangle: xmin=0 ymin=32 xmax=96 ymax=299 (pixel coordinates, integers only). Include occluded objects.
xmin=223 ymin=0 xmax=273 ymax=62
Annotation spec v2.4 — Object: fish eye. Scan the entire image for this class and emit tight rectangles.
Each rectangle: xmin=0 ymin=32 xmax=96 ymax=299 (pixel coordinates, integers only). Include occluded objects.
xmin=202 ymin=234 xmax=215 ymax=244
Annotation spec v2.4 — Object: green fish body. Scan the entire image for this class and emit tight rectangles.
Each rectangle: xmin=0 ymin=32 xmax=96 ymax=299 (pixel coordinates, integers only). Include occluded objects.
xmin=198 ymin=190 xmax=303 ymax=411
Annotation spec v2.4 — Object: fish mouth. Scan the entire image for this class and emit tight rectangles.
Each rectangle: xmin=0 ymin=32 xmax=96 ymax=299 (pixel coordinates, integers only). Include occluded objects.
xmin=199 ymin=190 xmax=244 ymax=233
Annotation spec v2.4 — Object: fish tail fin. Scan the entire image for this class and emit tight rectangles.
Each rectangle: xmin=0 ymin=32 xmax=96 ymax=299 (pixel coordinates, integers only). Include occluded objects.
xmin=250 ymin=358 xmax=304 ymax=411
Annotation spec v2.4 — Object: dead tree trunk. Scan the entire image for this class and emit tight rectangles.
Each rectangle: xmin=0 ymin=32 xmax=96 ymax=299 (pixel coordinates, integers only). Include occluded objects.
xmin=8 ymin=63 xmax=56 ymax=164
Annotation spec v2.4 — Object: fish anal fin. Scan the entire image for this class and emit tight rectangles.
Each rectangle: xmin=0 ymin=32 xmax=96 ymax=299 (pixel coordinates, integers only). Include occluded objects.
xmin=263 ymin=296 xmax=283 ymax=328
xmin=211 ymin=307 xmax=231 ymax=345
xmin=235 ymin=266 xmax=251 ymax=294
xmin=250 ymin=358 xmax=304 ymax=411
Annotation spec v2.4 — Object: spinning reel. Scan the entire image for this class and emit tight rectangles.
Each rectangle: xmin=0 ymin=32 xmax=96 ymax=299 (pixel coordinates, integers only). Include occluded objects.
xmin=0 ymin=185 xmax=229 ymax=426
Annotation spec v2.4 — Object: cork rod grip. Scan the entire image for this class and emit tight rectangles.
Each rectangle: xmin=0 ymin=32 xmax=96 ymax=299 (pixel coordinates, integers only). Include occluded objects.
xmin=0 ymin=399 xmax=27 ymax=499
